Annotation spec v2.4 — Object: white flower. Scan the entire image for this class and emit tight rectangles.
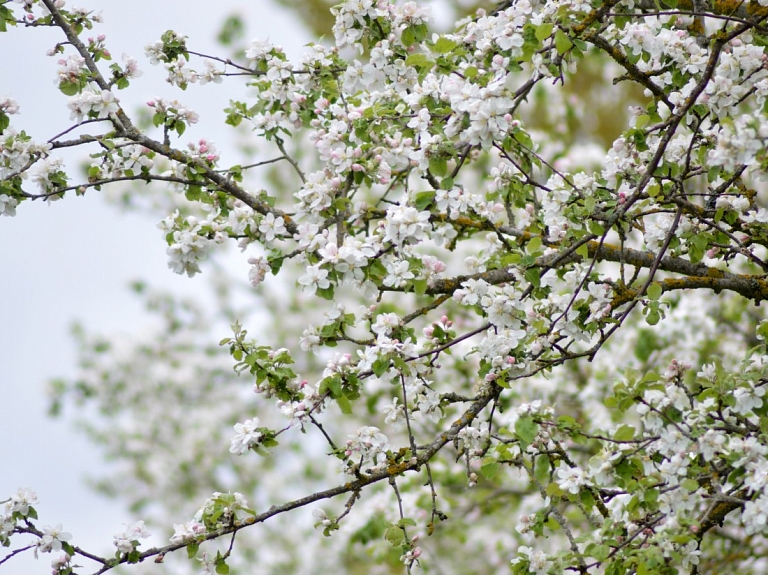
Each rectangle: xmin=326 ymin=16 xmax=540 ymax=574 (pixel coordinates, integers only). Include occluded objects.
xmin=733 ymin=384 xmax=766 ymax=415
xmin=247 ymin=256 xmax=271 ymax=287
xmin=457 ymin=426 xmax=489 ymax=455
xmin=257 ymin=212 xmax=287 ymax=242
xmin=382 ymin=396 xmax=404 ymax=424
xmin=372 ymin=312 xmax=400 ymax=335
xmin=6 ymin=487 xmax=37 ymax=515
xmin=556 ymin=465 xmax=587 ymax=494
xmin=113 ymin=520 xmax=150 ymax=554
xmin=36 ymin=524 xmax=72 ymax=557
xmin=383 ymin=203 xmax=431 ymax=245
xmin=229 ymin=418 xmax=264 ymax=455
xmin=165 ymin=225 xmax=212 ymax=278
xmin=744 ymin=494 xmax=768 ymax=535
xmin=169 ymin=520 xmax=206 ymax=544
xmin=312 ymin=508 xmax=333 ymax=527
xmin=0 ymin=96 xmax=19 ymax=115
xmin=121 ymin=54 xmax=142 ymax=79
xmin=298 ymin=265 xmax=330 ymax=293
xmin=511 ymin=546 xmax=550 ymax=574
xmin=697 ymin=429 xmax=727 ymax=461
xmin=383 ymin=258 xmax=414 ymax=288
xmin=680 ymin=540 xmax=701 ymax=569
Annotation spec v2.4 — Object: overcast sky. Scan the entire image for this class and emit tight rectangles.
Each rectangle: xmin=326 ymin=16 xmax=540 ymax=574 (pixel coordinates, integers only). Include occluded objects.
xmin=0 ymin=2 xmax=308 ymax=572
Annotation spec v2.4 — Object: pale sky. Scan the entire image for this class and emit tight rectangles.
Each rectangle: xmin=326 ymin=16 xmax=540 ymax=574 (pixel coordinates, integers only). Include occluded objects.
xmin=0 ymin=2 xmax=308 ymax=572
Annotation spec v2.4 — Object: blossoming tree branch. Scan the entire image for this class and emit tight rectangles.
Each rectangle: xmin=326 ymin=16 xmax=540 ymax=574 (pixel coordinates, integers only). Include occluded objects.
xmin=4 ymin=0 xmax=768 ymax=572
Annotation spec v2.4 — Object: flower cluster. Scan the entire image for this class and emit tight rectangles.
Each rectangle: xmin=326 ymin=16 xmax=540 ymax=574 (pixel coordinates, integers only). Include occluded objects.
xmin=9 ymin=0 xmax=768 ymax=572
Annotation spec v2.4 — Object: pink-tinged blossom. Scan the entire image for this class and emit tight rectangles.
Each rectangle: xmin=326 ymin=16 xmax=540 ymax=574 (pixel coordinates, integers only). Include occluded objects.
xmin=247 ymin=256 xmax=271 ymax=287
xmin=121 ymin=54 xmax=142 ymax=79
xmin=146 ymin=98 xmax=199 ymax=124
xmin=113 ymin=521 xmax=150 ymax=554
xmin=169 ymin=520 xmax=206 ymax=544
xmin=0 ymin=96 xmax=19 ymax=115
xmin=51 ymin=553 xmax=72 ymax=572
xmin=56 ymin=54 xmax=85 ymax=85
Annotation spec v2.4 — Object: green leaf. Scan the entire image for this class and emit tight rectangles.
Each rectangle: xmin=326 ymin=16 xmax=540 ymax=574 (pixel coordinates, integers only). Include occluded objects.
xmin=480 ymin=460 xmax=501 ymax=480
xmin=554 ymin=29 xmax=573 ymax=54
xmin=546 ymin=482 xmax=564 ymax=498
xmin=0 ymin=6 xmax=10 ymax=32
xmin=401 ymin=27 xmax=415 ymax=47
xmin=681 ymin=478 xmax=699 ymax=492
xmin=588 ymin=221 xmax=605 ymax=235
xmin=336 ymin=393 xmax=353 ymax=415
xmin=412 ymin=279 xmax=428 ymax=296
xmin=614 ymin=425 xmax=635 ymax=441
xmin=372 ymin=357 xmax=390 ymax=377
xmin=526 ymin=236 xmax=542 ymax=254
xmin=405 ymin=53 xmax=433 ymax=69
xmin=187 ymin=542 xmax=199 ymax=559
xmin=397 ymin=518 xmax=417 ymax=527
xmin=327 ymin=376 xmax=342 ymax=398
xmin=515 ymin=415 xmax=538 ymax=445
xmin=433 ymin=37 xmax=457 ymax=53
xmin=586 ymin=543 xmax=610 ymax=561
xmin=59 ymin=80 xmax=81 ymax=96
xmin=384 ymin=524 xmax=405 ymax=546
xmin=535 ymin=23 xmax=554 ymax=42
xmin=534 ymin=455 xmax=550 ymax=485
xmin=0 ymin=112 xmax=8 ymax=133
xmin=414 ymin=191 xmax=435 ymax=210
xmin=429 ymin=156 xmax=447 ymax=178
xmin=316 ymin=286 xmax=335 ymax=300
xmin=524 ymin=268 xmax=541 ymax=288
xmin=646 ymin=282 xmax=662 ymax=301
xmin=645 ymin=308 xmax=660 ymax=326
xmin=536 ymin=22 xmax=555 ymax=42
